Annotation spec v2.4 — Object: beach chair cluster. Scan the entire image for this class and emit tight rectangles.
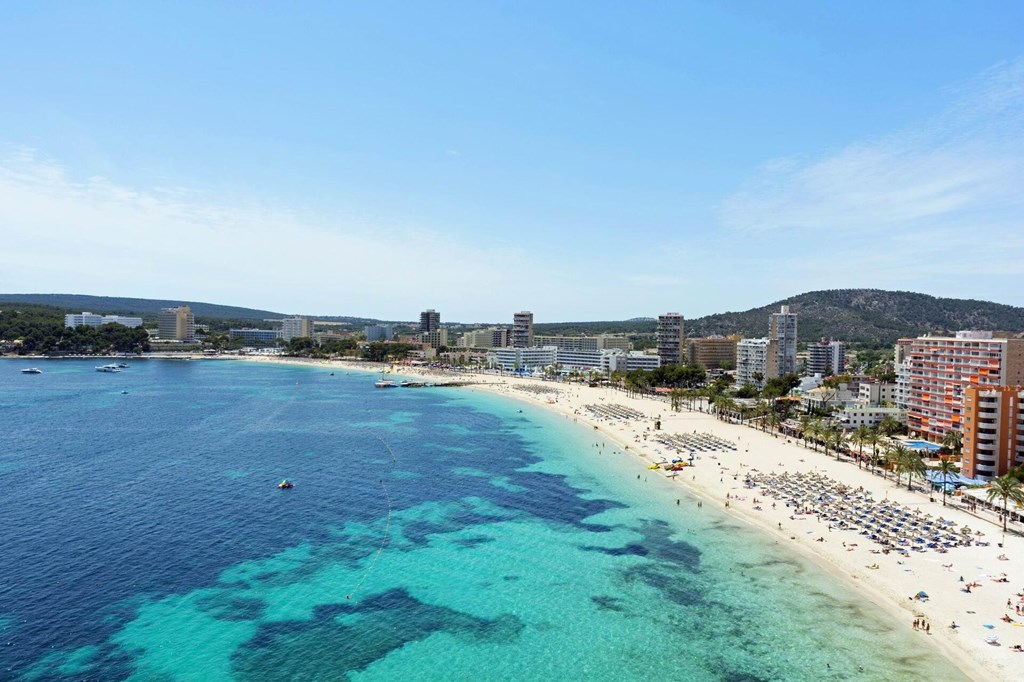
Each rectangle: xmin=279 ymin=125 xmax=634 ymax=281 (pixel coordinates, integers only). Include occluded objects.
xmin=584 ymin=403 xmax=644 ymax=420
xmin=748 ymin=471 xmax=975 ymax=553
xmin=513 ymin=385 xmax=561 ymax=395
xmin=655 ymin=432 xmax=737 ymax=453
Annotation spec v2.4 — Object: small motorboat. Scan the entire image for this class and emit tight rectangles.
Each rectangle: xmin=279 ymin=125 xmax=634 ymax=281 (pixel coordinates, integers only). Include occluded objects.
xmin=117 ymin=363 xmax=129 ymax=368
xmin=95 ymin=364 xmax=121 ymax=373
xmin=374 ymin=379 xmax=398 ymax=388
xmin=20 ymin=368 xmax=42 ymax=374
xmin=277 ymin=479 xmax=294 ymax=489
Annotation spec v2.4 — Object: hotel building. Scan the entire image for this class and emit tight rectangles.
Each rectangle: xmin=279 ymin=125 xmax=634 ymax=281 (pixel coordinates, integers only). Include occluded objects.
xmin=906 ymin=331 xmax=1024 ymax=442
xmin=806 ymin=338 xmax=845 ymax=376
xmin=687 ymin=336 xmax=739 ymax=371
xmin=421 ymin=329 xmax=449 ymax=348
xmin=157 ymin=306 xmax=195 ymax=341
xmin=228 ymin=328 xmax=283 ymax=344
xmin=364 ymin=324 xmax=394 ymax=342
xmin=534 ymin=335 xmax=632 ymax=352
xmin=512 ymin=312 xmax=534 ymax=348
xmin=657 ymin=313 xmax=685 ymax=366
xmin=281 ymin=317 xmax=313 ymax=341
xmin=736 ymin=338 xmax=778 ymax=389
xmin=420 ymin=309 xmax=441 ymax=333
xmin=961 ymin=385 xmax=1024 ymax=480
xmin=769 ymin=305 xmax=798 ymax=376
xmin=65 ymin=312 xmax=144 ymax=329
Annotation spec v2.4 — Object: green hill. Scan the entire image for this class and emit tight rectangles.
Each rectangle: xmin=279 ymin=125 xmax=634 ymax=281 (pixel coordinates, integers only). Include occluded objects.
xmin=686 ymin=289 xmax=1024 ymax=344
xmin=0 ymin=294 xmax=286 ymax=321
xmin=535 ymin=290 xmax=1024 ymax=345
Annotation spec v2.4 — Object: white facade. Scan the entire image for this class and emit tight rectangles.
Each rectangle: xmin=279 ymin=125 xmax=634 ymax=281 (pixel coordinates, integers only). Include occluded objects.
xmin=608 ymin=352 xmax=661 ymax=372
xmin=800 ymin=384 xmax=856 ymax=412
xmin=736 ymin=338 xmax=776 ymax=389
xmin=364 ymin=324 xmax=394 ymax=342
xmin=858 ymin=382 xmax=898 ymax=406
xmin=229 ymin=328 xmax=283 ymax=343
xmin=65 ymin=312 xmax=143 ymax=328
xmin=769 ymin=305 xmax=798 ymax=376
xmin=806 ymin=338 xmax=845 ymax=376
xmin=837 ymin=405 xmax=907 ymax=429
xmin=281 ymin=317 xmax=313 ymax=341
xmin=493 ymin=346 xmax=557 ymax=370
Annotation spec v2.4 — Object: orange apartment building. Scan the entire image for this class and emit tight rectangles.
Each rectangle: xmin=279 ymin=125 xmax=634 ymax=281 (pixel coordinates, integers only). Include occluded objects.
xmin=961 ymin=385 xmax=1024 ymax=479
xmin=906 ymin=331 xmax=1024 ymax=442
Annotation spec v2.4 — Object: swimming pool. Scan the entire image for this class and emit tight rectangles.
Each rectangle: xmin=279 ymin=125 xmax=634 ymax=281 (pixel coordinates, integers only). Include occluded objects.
xmin=904 ymin=440 xmax=942 ymax=451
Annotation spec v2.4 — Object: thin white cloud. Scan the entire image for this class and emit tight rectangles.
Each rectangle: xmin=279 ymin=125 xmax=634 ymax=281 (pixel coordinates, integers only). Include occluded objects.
xmin=720 ymin=58 xmax=1024 ymax=236
xmin=0 ymin=149 xmax=583 ymax=319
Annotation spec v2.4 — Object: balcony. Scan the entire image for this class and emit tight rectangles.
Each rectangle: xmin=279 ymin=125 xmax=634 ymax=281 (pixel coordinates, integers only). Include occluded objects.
xmin=976 ymin=441 xmax=996 ymax=452
xmin=975 ymin=462 xmax=998 ymax=474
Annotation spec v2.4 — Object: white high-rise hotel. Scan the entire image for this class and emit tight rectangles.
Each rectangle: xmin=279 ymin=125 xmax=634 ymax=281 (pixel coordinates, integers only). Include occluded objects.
xmin=769 ymin=305 xmax=798 ymax=376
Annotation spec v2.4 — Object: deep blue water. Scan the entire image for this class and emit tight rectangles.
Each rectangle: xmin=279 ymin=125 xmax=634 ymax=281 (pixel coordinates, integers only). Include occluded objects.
xmin=0 ymin=360 xmax=964 ymax=681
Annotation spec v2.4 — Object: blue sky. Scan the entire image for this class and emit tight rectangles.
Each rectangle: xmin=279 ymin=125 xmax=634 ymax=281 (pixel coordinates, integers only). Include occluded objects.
xmin=1 ymin=2 xmax=1023 ymax=322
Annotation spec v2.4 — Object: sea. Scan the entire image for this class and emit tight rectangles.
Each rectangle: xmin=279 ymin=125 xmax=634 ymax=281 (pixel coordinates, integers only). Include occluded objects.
xmin=0 ymin=359 xmax=967 ymax=681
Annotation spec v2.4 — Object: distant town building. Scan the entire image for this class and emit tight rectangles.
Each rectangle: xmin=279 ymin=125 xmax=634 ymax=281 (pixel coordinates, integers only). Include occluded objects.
xmin=961 ymin=385 xmax=1024 ymax=480
xmin=657 ymin=313 xmax=685 ymax=366
xmin=280 ymin=317 xmax=313 ymax=341
xmin=806 ymin=338 xmax=845 ymax=376
xmin=228 ymin=328 xmax=283 ymax=344
xmin=492 ymin=345 xmax=556 ymax=371
xmin=158 ymin=306 xmax=195 ymax=341
xmin=420 ymin=309 xmax=441 ymax=333
xmin=534 ymin=335 xmax=631 ymax=352
xmin=421 ymin=328 xmax=449 ymax=348
xmin=894 ymin=338 xmax=915 ymax=411
xmin=512 ymin=312 xmax=534 ymax=348
xmin=364 ymin=324 xmax=394 ymax=342
xmin=687 ymin=336 xmax=739 ymax=371
xmin=836 ymin=405 xmax=907 ymax=430
xmin=459 ymin=328 xmax=507 ymax=349
xmin=736 ymin=338 xmax=777 ymax=389
xmin=858 ymin=381 xmax=898 ymax=406
xmin=65 ymin=312 xmax=144 ymax=329
xmin=906 ymin=331 xmax=1024 ymax=442
xmin=769 ymin=305 xmax=798 ymax=376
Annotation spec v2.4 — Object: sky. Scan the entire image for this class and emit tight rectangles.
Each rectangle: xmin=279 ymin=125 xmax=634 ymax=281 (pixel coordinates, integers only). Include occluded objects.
xmin=1 ymin=2 xmax=1023 ymax=323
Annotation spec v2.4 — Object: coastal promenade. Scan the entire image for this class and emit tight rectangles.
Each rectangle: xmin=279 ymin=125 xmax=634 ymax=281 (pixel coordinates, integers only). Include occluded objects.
xmin=230 ymin=356 xmax=1016 ymax=679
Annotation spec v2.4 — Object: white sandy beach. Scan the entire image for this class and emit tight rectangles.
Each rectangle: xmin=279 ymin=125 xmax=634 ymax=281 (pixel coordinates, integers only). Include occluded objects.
xmin=221 ymin=355 xmax=1024 ymax=680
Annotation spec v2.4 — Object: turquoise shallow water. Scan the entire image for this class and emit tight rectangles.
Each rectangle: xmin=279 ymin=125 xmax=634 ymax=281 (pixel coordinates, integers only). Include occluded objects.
xmin=0 ymin=360 xmax=965 ymax=681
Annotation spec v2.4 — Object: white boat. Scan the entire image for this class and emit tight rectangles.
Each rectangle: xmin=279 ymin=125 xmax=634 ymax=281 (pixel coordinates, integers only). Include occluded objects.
xmin=95 ymin=364 xmax=121 ymax=373
xmin=374 ymin=379 xmax=398 ymax=388
xmin=20 ymin=368 xmax=42 ymax=374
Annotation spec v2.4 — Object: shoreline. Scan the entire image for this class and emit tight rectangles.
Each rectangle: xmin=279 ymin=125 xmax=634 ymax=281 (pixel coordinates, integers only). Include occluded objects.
xmin=9 ymin=353 xmax=1005 ymax=679
xmin=240 ymin=356 xmax=1008 ymax=680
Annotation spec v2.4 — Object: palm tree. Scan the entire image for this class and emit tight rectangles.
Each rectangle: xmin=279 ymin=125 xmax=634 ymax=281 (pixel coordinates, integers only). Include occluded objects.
xmin=828 ymin=425 xmax=847 ymax=461
xmin=804 ymin=419 xmax=823 ymax=452
xmin=986 ymin=474 xmax=1024 ymax=544
xmin=877 ymin=415 xmax=903 ymax=437
xmin=850 ymin=424 xmax=871 ymax=467
xmin=755 ymin=400 xmax=770 ymax=430
xmin=669 ymin=389 xmax=683 ymax=412
xmin=885 ymin=443 xmax=911 ymax=485
xmin=766 ymin=409 xmax=783 ymax=436
xmin=799 ymin=415 xmax=814 ymax=448
xmin=942 ymin=430 xmax=963 ymax=459
xmin=935 ymin=459 xmax=960 ymax=507
xmin=820 ymin=423 xmax=843 ymax=459
xmin=865 ymin=428 xmax=883 ymax=472
xmin=899 ymin=449 xmax=926 ymax=491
